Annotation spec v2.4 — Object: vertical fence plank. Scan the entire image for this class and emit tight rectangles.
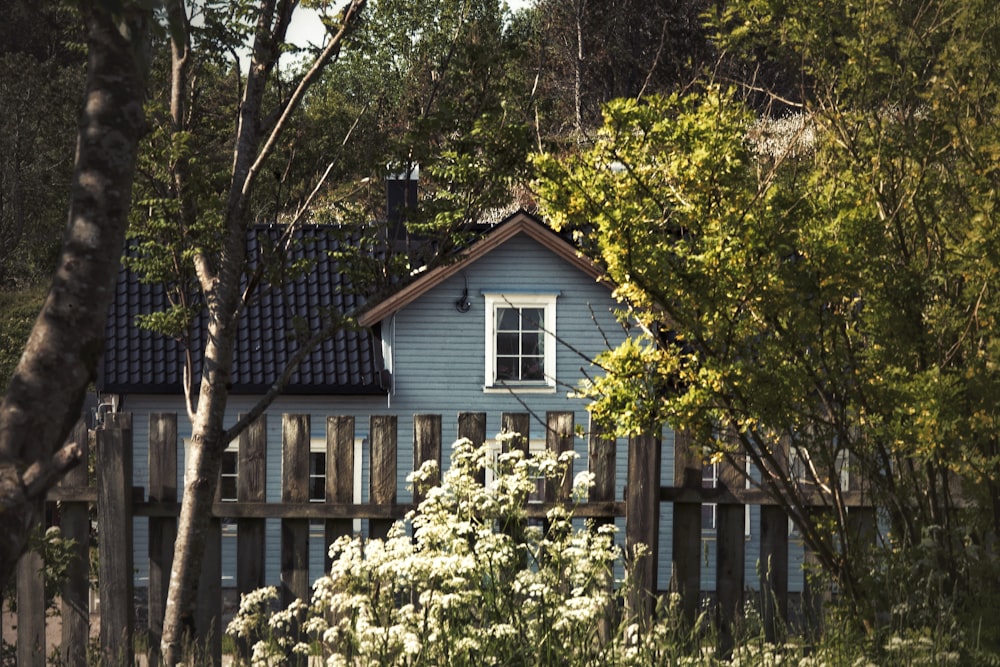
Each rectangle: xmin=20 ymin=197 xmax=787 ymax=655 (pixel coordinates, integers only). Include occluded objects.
xmin=760 ymin=438 xmax=789 ymax=642
xmin=413 ymin=415 xmax=442 ymax=505
xmin=588 ymin=417 xmax=616 ymax=509
xmin=326 ymin=416 xmax=355 ymax=568
xmin=196 ymin=517 xmax=223 ymax=666
xmin=238 ymin=414 xmax=268 ymax=594
xmin=236 ymin=414 xmax=267 ymax=662
xmin=716 ymin=503 xmax=745 ymax=658
xmin=147 ymin=413 xmax=177 ymax=667
xmin=457 ymin=412 xmax=487 ymax=485
xmin=500 ymin=412 xmax=530 ymax=455
xmin=587 ymin=417 xmax=617 ymax=641
xmin=545 ymin=412 xmax=574 ymax=501
xmin=671 ymin=429 xmax=701 ymax=627
xmin=97 ymin=412 xmax=134 ymax=666
xmin=60 ymin=418 xmax=90 ymax=667
xmin=369 ymin=415 xmax=398 ymax=540
xmin=626 ymin=430 xmax=661 ymax=627
xmin=760 ymin=505 xmax=789 ymax=641
xmin=282 ymin=414 xmax=311 ymax=607
xmin=16 ymin=543 xmax=45 ymax=667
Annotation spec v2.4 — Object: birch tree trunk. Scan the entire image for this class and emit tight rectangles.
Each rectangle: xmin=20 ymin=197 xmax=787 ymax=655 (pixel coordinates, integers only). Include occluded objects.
xmin=159 ymin=2 xmax=367 ymax=662
xmin=0 ymin=0 xmax=150 ymax=587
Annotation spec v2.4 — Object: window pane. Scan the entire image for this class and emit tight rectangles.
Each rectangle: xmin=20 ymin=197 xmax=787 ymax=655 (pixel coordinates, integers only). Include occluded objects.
xmin=522 ymin=308 xmax=543 ymax=330
xmin=497 ymin=332 xmax=519 ymax=355
xmin=310 ymin=452 xmax=326 ymax=476
xmin=521 ymin=332 xmax=540 ymax=354
xmin=496 ymin=357 xmax=516 ymax=380
xmin=222 ymin=451 xmax=238 ymax=476
xmin=220 ymin=477 xmax=237 ymax=502
xmin=521 ymin=357 xmax=544 ymax=380
xmin=309 ymin=476 xmax=325 ymax=502
xmin=497 ymin=307 xmax=519 ymax=330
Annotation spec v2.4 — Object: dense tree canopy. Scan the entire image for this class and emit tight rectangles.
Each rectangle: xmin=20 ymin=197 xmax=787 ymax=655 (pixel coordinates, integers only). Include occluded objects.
xmin=536 ymin=0 xmax=1000 ymax=639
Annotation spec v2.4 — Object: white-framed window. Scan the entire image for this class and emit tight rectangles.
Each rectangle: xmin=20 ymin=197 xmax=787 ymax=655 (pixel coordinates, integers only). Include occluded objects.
xmin=701 ymin=458 xmax=752 ymax=537
xmin=483 ymin=293 xmax=557 ymax=391
xmin=220 ymin=448 xmax=239 ymax=502
xmin=484 ymin=436 xmax=549 ymax=502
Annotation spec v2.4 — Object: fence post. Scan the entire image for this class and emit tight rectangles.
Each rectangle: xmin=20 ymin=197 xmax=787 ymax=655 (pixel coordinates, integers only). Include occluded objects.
xmin=588 ymin=417 xmax=617 ymax=642
xmin=413 ymin=415 xmax=442 ymax=505
xmin=282 ymin=414 xmax=311 ymax=607
xmin=16 ymin=535 xmax=44 ymax=667
xmin=97 ymin=411 xmax=134 ymax=666
xmin=500 ymin=412 xmax=530 ymax=455
xmin=760 ymin=438 xmax=789 ymax=642
xmin=588 ymin=417 xmax=616 ymax=515
xmin=325 ymin=416 xmax=354 ymax=568
xmin=671 ymin=429 xmax=701 ymax=628
xmin=237 ymin=414 xmax=267 ymax=661
xmin=545 ymin=412 xmax=574 ymax=502
xmin=237 ymin=413 xmax=267 ymax=593
xmin=60 ymin=418 xmax=90 ymax=667
xmin=148 ymin=413 xmax=177 ymax=667
xmin=457 ymin=412 xmax=487 ymax=485
xmin=716 ymin=454 xmax=746 ymax=659
xmin=369 ymin=415 xmax=398 ymax=540
xmin=626 ymin=430 xmax=660 ymax=627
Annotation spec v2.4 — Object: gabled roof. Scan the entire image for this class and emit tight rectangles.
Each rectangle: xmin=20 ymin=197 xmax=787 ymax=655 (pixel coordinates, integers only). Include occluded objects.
xmin=99 ymin=226 xmax=387 ymax=396
xmin=358 ymin=211 xmax=608 ymax=327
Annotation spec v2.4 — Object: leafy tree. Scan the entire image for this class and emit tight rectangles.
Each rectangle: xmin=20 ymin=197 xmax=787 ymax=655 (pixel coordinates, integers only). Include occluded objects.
xmin=0 ymin=0 xmax=86 ymax=286
xmin=302 ymin=0 xmax=536 ymax=259
xmin=535 ymin=0 xmax=1000 ymax=640
xmin=524 ymin=0 xmax=714 ymax=138
xmin=115 ymin=1 xmax=370 ymax=662
xmin=0 ymin=0 xmax=152 ymax=590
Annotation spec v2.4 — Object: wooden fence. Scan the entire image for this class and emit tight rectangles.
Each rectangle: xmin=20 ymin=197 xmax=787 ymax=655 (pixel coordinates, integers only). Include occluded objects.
xmin=8 ymin=410 xmax=873 ymax=665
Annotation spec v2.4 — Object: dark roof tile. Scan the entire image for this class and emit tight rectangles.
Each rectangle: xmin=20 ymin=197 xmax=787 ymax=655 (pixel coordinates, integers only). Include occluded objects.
xmin=99 ymin=225 xmax=387 ymax=396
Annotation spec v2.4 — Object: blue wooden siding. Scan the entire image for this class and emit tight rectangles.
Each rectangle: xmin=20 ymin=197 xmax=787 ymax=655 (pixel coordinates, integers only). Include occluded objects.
xmin=119 ymin=231 xmax=804 ymax=596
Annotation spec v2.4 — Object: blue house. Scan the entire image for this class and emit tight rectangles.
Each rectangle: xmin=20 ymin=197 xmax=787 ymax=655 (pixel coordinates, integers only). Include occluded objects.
xmin=98 ymin=211 xmax=791 ymax=594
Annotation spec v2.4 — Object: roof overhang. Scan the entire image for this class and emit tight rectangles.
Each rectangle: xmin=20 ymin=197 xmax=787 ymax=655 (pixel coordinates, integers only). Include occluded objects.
xmin=358 ymin=211 xmax=609 ymax=327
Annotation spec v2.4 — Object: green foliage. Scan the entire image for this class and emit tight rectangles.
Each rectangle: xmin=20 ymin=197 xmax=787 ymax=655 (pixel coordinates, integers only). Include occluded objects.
xmin=535 ymin=0 xmax=1000 ymax=639
xmin=0 ymin=0 xmax=85 ymax=287
xmin=0 ymin=284 xmax=45 ymax=388
xmin=229 ymin=439 xmax=625 ymax=666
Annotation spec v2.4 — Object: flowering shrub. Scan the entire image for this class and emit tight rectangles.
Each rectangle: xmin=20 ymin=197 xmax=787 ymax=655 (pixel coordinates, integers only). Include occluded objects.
xmin=228 ymin=437 xmax=629 ymax=666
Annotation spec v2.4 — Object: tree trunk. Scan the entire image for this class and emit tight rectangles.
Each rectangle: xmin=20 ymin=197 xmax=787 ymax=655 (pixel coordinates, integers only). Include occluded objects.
xmin=158 ymin=2 xmax=368 ymax=662
xmin=0 ymin=0 xmax=150 ymax=587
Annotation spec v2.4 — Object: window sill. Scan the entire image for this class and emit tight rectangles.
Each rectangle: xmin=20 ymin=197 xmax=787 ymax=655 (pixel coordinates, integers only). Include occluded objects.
xmin=483 ymin=385 xmax=557 ymax=395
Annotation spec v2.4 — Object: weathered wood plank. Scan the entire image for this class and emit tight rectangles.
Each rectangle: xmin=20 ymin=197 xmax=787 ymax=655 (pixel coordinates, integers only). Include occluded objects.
xmin=671 ymin=429 xmax=701 ymax=628
xmin=626 ymin=431 xmax=660 ymax=626
xmin=760 ymin=504 xmax=789 ymax=642
xmin=325 ymin=416 xmax=355 ymax=569
xmin=281 ymin=414 xmax=311 ymax=606
xmin=369 ymin=415 xmax=398 ymax=540
xmin=147 ymin=412 xmax=177 ymax=667
xmin=97 ymin=412 xmax=134 ymax=666
xmin=545 ymin=412 xmax=574 ymax=502
xmin=413 ymin=414 xmax=442 ymax=505
xmin=457 ymin=412 xmax=487 ymax=485
xmin=501 ymin=412 xmax=530 ymax=455
xmin=588 ymin=417 xmax=615 ymax=506
xmin=716 ymin=502 xmax=746 ymax=659
xmin=237 ymin=415 xmax=267 ymax=596
xmin=16 ymin=545 xmax=45 ymax=667
xmin=59 ymin=419 xmax=90 ymax=667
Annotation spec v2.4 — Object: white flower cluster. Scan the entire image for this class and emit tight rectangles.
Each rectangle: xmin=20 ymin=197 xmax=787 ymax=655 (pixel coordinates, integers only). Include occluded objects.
xmin=226 ymin=437 xmax=703 ymax=666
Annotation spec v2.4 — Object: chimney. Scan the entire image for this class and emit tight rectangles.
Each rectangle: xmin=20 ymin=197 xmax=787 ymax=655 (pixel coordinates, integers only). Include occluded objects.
xmin=386 ymin=163 xmax=419 ymax=234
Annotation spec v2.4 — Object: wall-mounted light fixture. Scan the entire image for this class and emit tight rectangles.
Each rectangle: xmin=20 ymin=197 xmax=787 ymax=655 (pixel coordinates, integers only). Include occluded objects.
xmin=455 ymin=275 xmax=472 ymax=313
